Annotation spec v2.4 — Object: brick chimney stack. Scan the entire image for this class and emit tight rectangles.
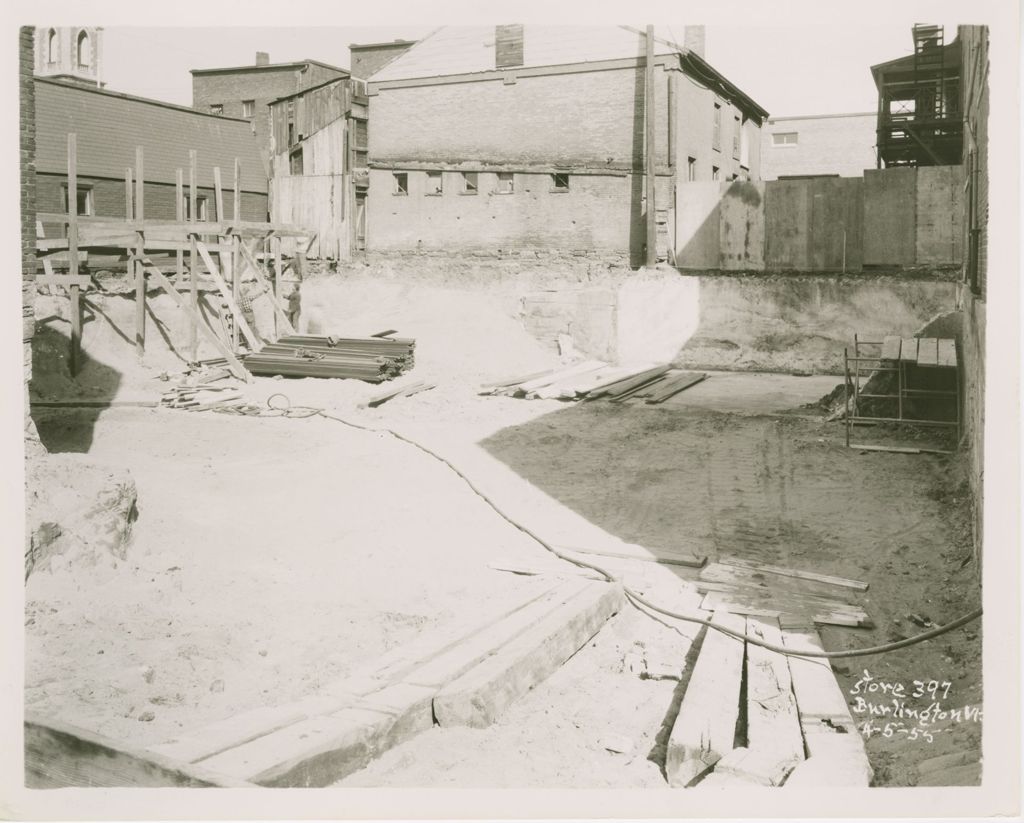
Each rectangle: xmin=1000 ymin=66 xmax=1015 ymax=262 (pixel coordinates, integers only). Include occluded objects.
xmin=255 ymin=51 xmax=270 ymax=66
xmin=683 ymin=26 xmax=705 ymax=58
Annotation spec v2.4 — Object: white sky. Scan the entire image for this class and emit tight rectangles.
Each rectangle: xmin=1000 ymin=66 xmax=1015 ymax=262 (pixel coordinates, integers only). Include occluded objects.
xmin=99 ymin=23 xmax=963 ymax=118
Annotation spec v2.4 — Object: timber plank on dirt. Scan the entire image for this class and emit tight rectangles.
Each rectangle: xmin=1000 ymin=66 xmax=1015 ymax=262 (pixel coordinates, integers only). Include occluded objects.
xmin=645 ymin=372 xmax=707 ymax=404
xmin=665 ymin=611 xmax=746 ymax=787
xmin=700 ymin=593 xmax=872 ymax=628
xmin=743 ymin=617 xmax=805 ymax=782
xmin=916 ymin=337 xmax=939 ymax=367
xmin=880 ymin=336 xmax=902 ymax=361
xmin=433 ymin=581 xmax=624 ymax=728
xmin=516 ymin=360 xmax=606 ymax=395
xmin=716 ymin=557 xmax=869 ymax=592
xmin=900 ymin=337 xmax=919 ymax=362
xmin=937 ymin=338 xmax=957 ymax=368
xmin=593 ymin=364 xmax=672 ymax=399
xmin=560 ymin=542 xmax=706 ymax=568
xmin=25 ymin=715 xmax=255 ymax=788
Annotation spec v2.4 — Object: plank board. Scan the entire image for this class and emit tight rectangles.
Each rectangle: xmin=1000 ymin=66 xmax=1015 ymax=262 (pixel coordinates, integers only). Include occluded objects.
xmin=699 ymin=563 xmax=867 ymax=601
xmin=559 ymin=542 xmax=706 ymax=568
xmin=916 ymin=337 xmax=939 ymax=367
xmin=516 ymin=360 xmax=606 ymax=394
xmin=645 ymin=372 xmax=708 ymax=404
xmin=701 ymin=593 xmax=871 ymax=629
xmin=593 ymin=364 xmax=671 ymax=398
xmin=900 ymin=337 xmax=919 ymax=362
xmin=433 ymin=582 xmax=624 ymax=727
xmin=781 ymin=628 xmax=856 ymax=726
xmin=880 ymin=336 xmax=902 ymax=361
xmin=716 ymin=557 xmax=869 ymax=592
xmin=695 ymin=579 xmax=867 ymax=614
xmin=25 ymin=716 xmax=254 ymax=788
xmin=665 ymin=611 xmax=746 ymax=787
xmin=743 ymin=617 xmax=805 ymax=779
xmin=937 ymin=338 xmax=957 ymax=368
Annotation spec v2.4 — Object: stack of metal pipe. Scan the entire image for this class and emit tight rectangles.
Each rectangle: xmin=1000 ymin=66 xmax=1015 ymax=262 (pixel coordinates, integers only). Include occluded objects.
xmin=243 ymin=335 xmax=415 ymax=382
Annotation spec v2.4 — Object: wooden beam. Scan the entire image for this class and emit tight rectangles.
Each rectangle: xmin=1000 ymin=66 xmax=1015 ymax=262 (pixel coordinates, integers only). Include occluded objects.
xmin=644 ymin=24 xmax=657 ymax=267
xmin=213 ymin=166 xmax=225 ymax=222
xmin=717 ymin=557 xmax=869 ymax=592
xmin=195 ymin=240 xmax=260 ymax=350
xmin=134 ymin=146 xmax=146 ymax=360
xmin=67 ymin=134 xmax=81 ymax=376
xmin=916 ymin=337 xmax=939 ymax=367
xmin=175 ymin=168 xmax=184 ymax=284
xmin=142 ymin=260 xmax=249 ymax=381
xmin=124 ymin=167 xmax=134 ymax=220
xmin=35 ymin=274 xmax=92 ymax=289
xmin=665 ymin=611 xmax=746 ymax=787
xmin=937 ymin=338 xmax=957 ymax=367
xmin=900 ymin=337 xmax=919 ymax=363
xmin=25 ymin=715 xmax=254 ymax=788
xmin=559 ymin=542 xmax=705 ymax=568
xmin=189 ymin=149 xmax=198 ymax=361
xmin=238 ymin=241 xmax=295 ymax=336
xmin=272 ymin=234 xmax=283 ymax=338
xmin=232 ymin=159 xmax=242 ymax=350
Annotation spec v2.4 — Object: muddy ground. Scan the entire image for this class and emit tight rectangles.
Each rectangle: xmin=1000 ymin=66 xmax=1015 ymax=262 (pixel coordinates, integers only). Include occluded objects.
xmin=24 ymin=281 xmax=982 ymax=788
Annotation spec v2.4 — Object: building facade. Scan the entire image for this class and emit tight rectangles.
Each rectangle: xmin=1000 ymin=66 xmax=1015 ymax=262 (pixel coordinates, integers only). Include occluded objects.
xmin=760 ymin=112 xmax=876 ymax=180
xmin=191 ymin=54 xmax=349 ymax=173
xmin=35 ymin=78 xmax=268 ymax=238
xmin=34 ymin=26 xmax=103 ymax=88
xmin=364 ymin=25 xmax=767 ymax=265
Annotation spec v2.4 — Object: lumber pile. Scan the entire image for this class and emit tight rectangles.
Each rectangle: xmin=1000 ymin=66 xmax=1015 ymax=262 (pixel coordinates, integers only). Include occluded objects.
xmin=666 ymin=614 xmax=872 ymax=788
xmin=480 ymin=361 xmax=706 ymax=403
xmin=695 ymin=558 xmax=872 ymax=629
xmin=243 ymin=334 xmax=415 ymax=382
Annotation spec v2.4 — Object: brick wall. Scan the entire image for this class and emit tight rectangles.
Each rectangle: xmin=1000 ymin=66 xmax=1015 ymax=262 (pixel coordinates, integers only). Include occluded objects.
xmin=673 ymin=71 xmax=757 ymax=181
xmin=21 ymin=27 xmax=43 ymax=453
xmin=36 ymin=173 xmax=268 ymax=231
xmin=367 ymin=167 xmax=671 ymax=260
xmin=761 ymin=113 xmax=877 ymax=180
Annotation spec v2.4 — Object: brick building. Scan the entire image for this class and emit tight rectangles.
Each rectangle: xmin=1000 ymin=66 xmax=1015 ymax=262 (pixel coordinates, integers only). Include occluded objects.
xmin=35 ymin=78 xmax=268 ymax=237
xmin=760 ymin=112 xmax=876 ymax=180
xmin=191 ymin=54 xmax=349 ymax=172
xmin=34 ymin=26 xmax=103 ymax=88
xmin=364 ymin=25 xmax=767 ymax=264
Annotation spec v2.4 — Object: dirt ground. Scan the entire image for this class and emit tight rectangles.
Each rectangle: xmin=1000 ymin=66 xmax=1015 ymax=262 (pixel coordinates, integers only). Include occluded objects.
xmin=24 ymin=279 xmax=982 ymax=788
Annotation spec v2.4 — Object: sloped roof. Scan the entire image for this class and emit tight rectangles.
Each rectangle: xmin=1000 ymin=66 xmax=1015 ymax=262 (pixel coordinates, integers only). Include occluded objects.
xmin=191 ymin=59 xmax=348 ymax=77
xmin=370 ymin=25 xmax=684 ymax=81
xmin=35 ymin=78 xmax=267 ymax=193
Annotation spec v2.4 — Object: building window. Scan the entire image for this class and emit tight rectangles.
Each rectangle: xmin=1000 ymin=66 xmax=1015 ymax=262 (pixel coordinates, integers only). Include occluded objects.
xmin=426 ymin=171 xmax=443 ymax=195
xmin=495 ymin=172 xmax=514 ymax=194
xmin=184 ymin=195 xmax=209 ymax=221
xmin=711 ymin=166 xmax=720 ymax=181
xmin=61 ymin=184 xmax=93 ymax=217
xmin=712 ymin=102 xmax=722 ymax=151
xmin=732 ymin=114 xmax=741 ymax=159
xmin=210 ymin=104 xmax=224 ymax=115
xmin=687 ymin=156 xmax=696 ymax=182
xmin=772 ymin=131 xmax=798 ymax=146
xmin=242 ymin=99 xmax=255 ymax=118
xmin=461 ymin=171 xmax=478 ymax=194
xmin=289 ymin=146 xmax=303 ymax=175
xmin=76 ymin=30 xmax=91 ymax=69
xmin=393 ymin=172 xmax=408 ymax=195
xmin=551 ymin=173 xmax=570 ymax=193
xmin=46 ymin=28 xmax=58 ymax=65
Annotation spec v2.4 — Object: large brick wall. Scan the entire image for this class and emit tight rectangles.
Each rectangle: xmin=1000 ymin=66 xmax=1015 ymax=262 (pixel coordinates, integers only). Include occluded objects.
xmin=761 ymin=113 xmax=877 ymax=180
xmin=21 ymin=27 xmax=43 ymax=453
xmin=367 ymin=168 xmax=671 ymax=260
xmin=673 ymin=71 xmax=758 ymax=182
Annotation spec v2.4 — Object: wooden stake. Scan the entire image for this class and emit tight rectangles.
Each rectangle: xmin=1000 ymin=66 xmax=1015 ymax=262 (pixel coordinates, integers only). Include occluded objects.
xmin=67 ymin=134 xmax=81 ymax=376
xmin=188 ymin=149 xmax=198 ymax=361
xmin=134 ymin=146 xmax=146 ymax=359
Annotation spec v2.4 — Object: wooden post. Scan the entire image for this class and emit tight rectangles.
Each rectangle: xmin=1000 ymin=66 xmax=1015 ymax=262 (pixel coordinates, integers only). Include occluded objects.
xmin=134 ymin=146 xmax=146 ymax=359
xmin=232 ymin=159 xmax=241 ymax=350
xmin=273 ymin=235 xmax=283 ymax=338
xmin=175 ymin=169 xmax=184 ymax=284
xmin=124 ymin=168 xmax=134 ymax=220
xmin=188 ymin=150 xmax=198 ymax=361
xmin=644 ymin=24 xmax=657 ymax=268
xmin=67 ymin=134 xmax=81 ymax=376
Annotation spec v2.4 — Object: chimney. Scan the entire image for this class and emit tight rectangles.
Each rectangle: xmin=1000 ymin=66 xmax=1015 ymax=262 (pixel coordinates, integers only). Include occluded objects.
xmin=683 ymin=26 xmax=705 ymax=59
xmin=255 ymin=51 xmax=270 ymax=66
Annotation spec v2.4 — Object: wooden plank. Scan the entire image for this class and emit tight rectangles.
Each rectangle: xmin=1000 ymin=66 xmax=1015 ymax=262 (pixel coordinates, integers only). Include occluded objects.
xmin=665 ymin=611 xmax=746 ymax=787
xmin=917 ymin=337 xmax=939 ymax=366
xmin=900 ymin=337 xmax=919 ymax=362
xmin=189 ymin=150 xmax=198 ymax=360
xmin=937 ymin=338 xmax=957 ymax=368
xmin=143 ymin=262 xmax=249 ymax=382
xmin=66 ymin=133 xmax=82 ymax=377
xmin=553 ymin=363 xmax=658 ymax=399
xmin=124 ymin=167 xmax=134 ymax=220
xmin=717 ymin=557 xmax=869 ymax=592
xmin=594 ymin=364 xmax=672 ymax=399
xmin=559 ymin=542 xmax=705 ymax=568
xmin=24 ymin=716 xmax=254 ymax=788
xmin=518 ymin=360 xmax=606 ymax=396
xmin=35 ymin=274 xmax=92 ymax=288
xmin=433 ymin=582 xmax=624 ymax=728
xmin=849 ymin=443 xmax=921 ymax=454
xmin=238 ymin=240 xmax=295 ymax=335
xmin=645 ymin=371 xmax=707 ymax=404
xmin=743 ymin=616 xmax=805 ymax=780
xmin=195 ymin=241 xmax=260 ymax=350
xmin=699 ymin=563 xmax=866 ymax=601
xmin=175 ymin=168 xmax=184 ymax=284
xmin=700 ymin=593 xmax=872 ymax=629
xmin=781 ymin=627 xmax=856 ymax=727
xmin=695 ymin=578 xmax=867 ymax=613
xmin=880 ymin=336 xmax=902 ymax=361
xmin=213 ymin=166 xmax=225 ymax=222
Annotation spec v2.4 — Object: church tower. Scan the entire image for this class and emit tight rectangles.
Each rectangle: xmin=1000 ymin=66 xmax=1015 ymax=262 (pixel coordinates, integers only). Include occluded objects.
xmin=35 ymin=27 xmax=103 ymax=87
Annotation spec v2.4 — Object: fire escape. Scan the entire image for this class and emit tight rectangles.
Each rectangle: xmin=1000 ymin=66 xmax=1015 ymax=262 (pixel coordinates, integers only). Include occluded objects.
xmin=874 ymin=24 xmax=963 ymax=167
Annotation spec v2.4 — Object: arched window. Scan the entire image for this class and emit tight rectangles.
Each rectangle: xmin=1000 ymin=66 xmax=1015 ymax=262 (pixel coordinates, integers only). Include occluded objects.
xmin=46 ymin=29 xmax=58 ymax=65
xmin=76 ymin=30 xmax=91 ymax=68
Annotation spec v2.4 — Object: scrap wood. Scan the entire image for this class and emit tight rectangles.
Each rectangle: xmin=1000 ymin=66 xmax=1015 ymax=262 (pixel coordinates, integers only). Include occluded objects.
xmin=699 ymin=562 xmax=865 ymax=601
xmin=557 ymin=542 xmax=705 ymax=568
xmin=520 ymin=360 xmax=607 ymax=397
xmin=370 ymin=329 xmax=398 ymax=338
xmin=699 ymin=593 xmax=872 ymax=628
xmin=362 ymin=379 xmax=436 ymax=408
xmin=479 ymin=367 xmax=558 ymax=393
xmin=593 ymin=364 xmax=672 ymax=400
xmin=717 ymin=557 xmax=869 ymax=592
xmin=555 ymin=362 xmax=661 ymax=400
xmin=531 ymin=363 xmax=637 ymax=400
xmin=644 ymin=371 xmax=707 ymax=404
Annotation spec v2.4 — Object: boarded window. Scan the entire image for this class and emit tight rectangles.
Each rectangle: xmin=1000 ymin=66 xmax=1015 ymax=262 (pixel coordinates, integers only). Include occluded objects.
xmin=496 ymin=172 xmax=514 ymax=194
xmin=687 ymin=157 xmax=696 ymax=182
xmin=551 ymin=173 xmax=569 ymax=192
xmin=289 ymin=146 xmax=304 ymax=175
xmin=426 ymin=171 xmax=443 ymax=195
xmin=461 ymin=171 xmax=478 ymax=194
xmin=61 ymin=184 xmax=93 ymax=217
xmin=772 ymin=131 xmax=798 ymax=146
xmin=712 ymin=103 xmax=722 ymax=151
xmin=242 ymin=99 xmax=255 ymax=118
xmin=495 ymin=24 xmax=524 ymax=69
xmin=393 ymin=172 xmax=408 ymax=195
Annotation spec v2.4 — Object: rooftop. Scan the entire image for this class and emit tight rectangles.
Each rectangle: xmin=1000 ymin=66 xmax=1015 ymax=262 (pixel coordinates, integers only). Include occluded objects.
xmin=191 ymin=58 xmax=349 ymax=77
